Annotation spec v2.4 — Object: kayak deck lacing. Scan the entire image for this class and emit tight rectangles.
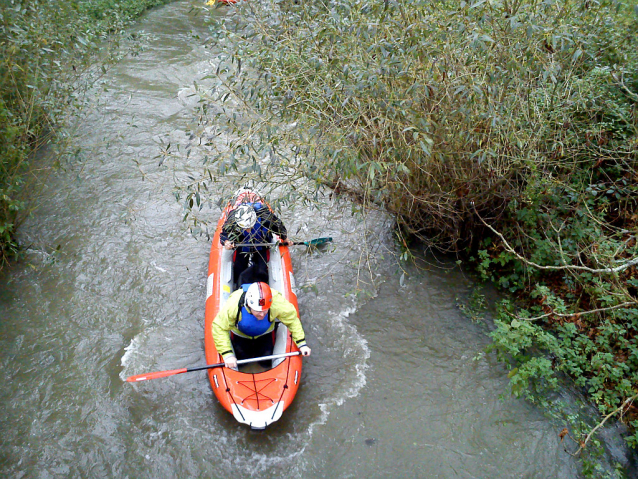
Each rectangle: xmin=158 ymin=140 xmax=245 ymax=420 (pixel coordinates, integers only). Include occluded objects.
xmin=270 ymin=341 xmax=295 ymax=420
xmin=236 ymin=376 xmax=278 ymax=408
xmin=221 ymin=368 xmax=245 ymax=421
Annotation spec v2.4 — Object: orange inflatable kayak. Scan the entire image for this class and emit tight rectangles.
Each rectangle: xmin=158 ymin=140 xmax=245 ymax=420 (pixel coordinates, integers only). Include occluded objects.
xmin=204 ymin=188 xmax=303 ymax=429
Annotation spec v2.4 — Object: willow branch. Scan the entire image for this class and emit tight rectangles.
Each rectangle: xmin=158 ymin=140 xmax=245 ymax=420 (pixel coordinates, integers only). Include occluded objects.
xmin=569 ymin=394 xmax=638 ymax=456
xmin=612 ymin=72 xmax=638 ymax=102
xmin=512 ymin=301 xmax=638 ymax=322
xmin=471 ymin=203 xmax=638 ymax=274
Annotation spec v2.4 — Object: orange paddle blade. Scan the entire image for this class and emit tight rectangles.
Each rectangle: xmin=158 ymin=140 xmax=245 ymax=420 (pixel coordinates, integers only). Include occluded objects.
xmin=126 ymin=368 xmax=188 ymax=382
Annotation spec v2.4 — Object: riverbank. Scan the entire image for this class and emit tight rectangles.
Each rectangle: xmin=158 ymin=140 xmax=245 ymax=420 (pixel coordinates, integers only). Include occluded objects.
xmin=0 ymin=0 xmax=172 ymax=268
xmin=176 ymin=0 xmax=638 ymax=473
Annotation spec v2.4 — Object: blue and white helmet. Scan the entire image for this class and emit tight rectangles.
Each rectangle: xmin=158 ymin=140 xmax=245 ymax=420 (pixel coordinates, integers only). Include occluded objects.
xmin=235 ymin=204 xmax=257 ymax=229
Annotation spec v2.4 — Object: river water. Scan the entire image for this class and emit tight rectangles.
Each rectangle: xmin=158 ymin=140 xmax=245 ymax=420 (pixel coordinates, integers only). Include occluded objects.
xmin=0 ymin=1 xmax=633 ymax=478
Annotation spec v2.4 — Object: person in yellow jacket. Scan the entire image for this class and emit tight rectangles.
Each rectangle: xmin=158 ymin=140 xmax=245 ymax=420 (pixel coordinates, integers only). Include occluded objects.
xmin=212 ymin=282 xmax=311 ymax=369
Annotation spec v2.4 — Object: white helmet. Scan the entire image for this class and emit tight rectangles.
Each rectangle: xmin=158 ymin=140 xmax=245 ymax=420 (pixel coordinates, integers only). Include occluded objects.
xmin=245 ymin=282 xmax=273 ymax=312
xmin=235 ymin=204 xmax=257 ymax=229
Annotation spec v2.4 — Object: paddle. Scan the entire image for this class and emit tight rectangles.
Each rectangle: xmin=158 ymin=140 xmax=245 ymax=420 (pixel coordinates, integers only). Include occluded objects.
xmin=233 ymin=237 xmax=333 ymax=248
xmin=125 ymin=351 xmax=302 ymax=382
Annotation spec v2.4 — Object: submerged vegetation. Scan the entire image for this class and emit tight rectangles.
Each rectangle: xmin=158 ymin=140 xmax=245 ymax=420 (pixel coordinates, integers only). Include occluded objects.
xmin=180 ymin=0 xmax=638 ymax=467
xmin=0 ymin=0 xmax=169 ymax=269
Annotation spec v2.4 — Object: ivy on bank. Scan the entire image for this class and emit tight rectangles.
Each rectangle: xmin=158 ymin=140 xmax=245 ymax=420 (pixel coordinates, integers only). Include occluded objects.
xmin=0 ymin=0 xmax=171 ymax=269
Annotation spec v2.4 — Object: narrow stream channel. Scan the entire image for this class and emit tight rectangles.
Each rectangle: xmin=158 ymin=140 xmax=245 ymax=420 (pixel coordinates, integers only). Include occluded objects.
xmin=0 ymin=1 xmax=633 ymax=477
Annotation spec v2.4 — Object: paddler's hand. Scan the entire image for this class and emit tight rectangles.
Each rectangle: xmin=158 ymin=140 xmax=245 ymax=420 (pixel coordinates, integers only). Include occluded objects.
xmin=223 ymin=240 xmax=235 ymax=250
xmin=280 ymin=238 xmax=292 ymax=246
xmin=224 ymin=355 xmax=238 ymax=369
xmin=299 ymin=346 xmax=311 ymax=356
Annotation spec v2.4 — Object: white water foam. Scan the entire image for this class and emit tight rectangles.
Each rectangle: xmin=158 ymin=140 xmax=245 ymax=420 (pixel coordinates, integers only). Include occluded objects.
xmin=119 ymin=329 xmax=170 ymax=381
xmin=119 ymin=304 xmax=370 ymax=476
xmin=309 ymin=305 xmax=370 ymax=437
xmin=119 ymin=334 xmax=146 ymax=381
xmin=150 ymin=261 xmax=168 ymax=273
xmin=222 ymin=305 xmax=371 ymax=476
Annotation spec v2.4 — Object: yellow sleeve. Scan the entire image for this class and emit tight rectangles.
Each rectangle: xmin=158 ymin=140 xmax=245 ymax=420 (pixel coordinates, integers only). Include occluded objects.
xmin=212 ymin=289 xmax=243 ymax=359
xmin=270 ymin=290 xmax=307 ymax=348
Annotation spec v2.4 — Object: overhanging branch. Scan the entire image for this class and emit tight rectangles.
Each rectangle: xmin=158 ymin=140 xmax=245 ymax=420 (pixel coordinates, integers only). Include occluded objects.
xmin=471 ymin=202 xmax=638 ymax=274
